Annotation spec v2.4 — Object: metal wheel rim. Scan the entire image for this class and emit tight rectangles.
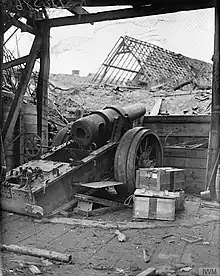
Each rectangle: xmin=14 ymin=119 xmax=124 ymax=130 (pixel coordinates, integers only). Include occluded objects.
xmin=114 ymin=127 xmax=144 ymax=182
xmin=114 ymin=127 xmax=163 ymax=196
xmin=126 ymin=129 xmax=163 ymax=194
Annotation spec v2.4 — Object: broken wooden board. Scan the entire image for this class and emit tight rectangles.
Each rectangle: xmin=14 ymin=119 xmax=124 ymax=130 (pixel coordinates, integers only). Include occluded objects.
xmin=73 ymin=193 xmax=125 ymax=217
xmin=1 ymin=244 xmax=72 ymax=263
xmin=74 ymin=194 xmax=125 ymax=209
xmin=79 ymin=181 xmax=123 ymax=189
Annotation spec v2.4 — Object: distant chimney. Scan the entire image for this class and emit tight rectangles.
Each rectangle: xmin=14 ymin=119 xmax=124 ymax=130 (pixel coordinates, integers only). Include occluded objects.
xmin=72 ymin=70 xmax=80 ymax=75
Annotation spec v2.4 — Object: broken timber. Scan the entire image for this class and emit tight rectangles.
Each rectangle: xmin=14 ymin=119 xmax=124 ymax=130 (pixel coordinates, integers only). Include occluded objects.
xmin=74 ymin=193 xmax=126 ymax=216
xmin=1 ymin=244 xmax=73 ymax=263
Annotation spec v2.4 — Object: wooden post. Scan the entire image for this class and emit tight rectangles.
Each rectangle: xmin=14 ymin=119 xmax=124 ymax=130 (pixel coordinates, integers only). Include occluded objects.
xmin=0 ymin=5 xmax=4 ymax=173
xmin=0 ymin=6 xmax=4 ymax=132
xmin=205 ymin=1 xmax=220 ymax=197
xmin=36 ymin=23 xmax=50 ymax=151
xmin=2 ymin=35 xmax=42 ymax=142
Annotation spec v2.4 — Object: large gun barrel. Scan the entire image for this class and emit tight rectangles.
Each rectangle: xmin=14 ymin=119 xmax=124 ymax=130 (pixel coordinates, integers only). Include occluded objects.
xmin=70 ymin=104 xmax=146 ymax=147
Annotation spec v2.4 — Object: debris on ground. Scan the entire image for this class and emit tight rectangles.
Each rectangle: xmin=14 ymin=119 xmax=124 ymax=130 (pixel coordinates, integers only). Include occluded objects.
xmin=143 ymin=248 xmax=151 ymax=263
xmin=136 ymin=267 xmax=156 ymax=276
xmin=29 ymin=264 xmax=42 ymax=275
xmin=115 ymin=229 xmax=127 ymax=242
xmin=179 ymin=266 xmax=193 ymax=272
xmin=180 ymin=235 xmax=203 ymax=244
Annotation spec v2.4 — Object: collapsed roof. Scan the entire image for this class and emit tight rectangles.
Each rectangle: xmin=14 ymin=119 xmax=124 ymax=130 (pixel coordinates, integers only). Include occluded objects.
xmin=92 ymin=36 xmax=212 ymax=88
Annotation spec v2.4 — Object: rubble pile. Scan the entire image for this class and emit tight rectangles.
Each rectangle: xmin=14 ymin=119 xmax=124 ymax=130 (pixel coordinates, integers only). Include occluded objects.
xmin=48 ymin=72 xmax=212 ymax=120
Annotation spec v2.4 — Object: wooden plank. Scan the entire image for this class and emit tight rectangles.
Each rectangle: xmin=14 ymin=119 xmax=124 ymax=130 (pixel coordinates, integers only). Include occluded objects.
xmin=1 ymin=244 xmax=72 ymax=263
xmin=164 ymin=157 xmax=206 ymax=169
xmin=79 ymin=181 xmax=123 ymax=188
xmin=49 ymin=198 xmax=78 ymax=217
xmin=144 ymin=122 xmax=210 ymax=137
xmin=2 ymin=35 xmax=42 ymax=141
xmin=150 ymin=98 xmax=163 ymax=116
xmin=44 ymin=3 xmax=214 ymax=28
xmin=74 ymin=194 xmax=125 ymax=209
xmin=3 ymin=55 xmax=29 ymax=70
xmin=36 ymin=24 xmax=50 ymax=151
xmin=144 ymin=115 xmax=211 ymax=124
xmin=164 ymin=147 xmax=208 ymax=159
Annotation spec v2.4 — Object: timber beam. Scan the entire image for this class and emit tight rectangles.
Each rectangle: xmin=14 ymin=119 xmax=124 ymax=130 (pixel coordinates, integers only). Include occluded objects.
xmin=6 ymin=14 xmax=35 ymax=34
xmin=42 ymin=2 xmax=214 ymax=28
xmin=205 ymin=1 xmax=220 ymax=197
xmin=36 ymin=23 xmax=50 ymax=151
xmin=2 ymin=35 xmax=42 ymax=142
xmin=3 ymin=55 xmax=29 ymax=70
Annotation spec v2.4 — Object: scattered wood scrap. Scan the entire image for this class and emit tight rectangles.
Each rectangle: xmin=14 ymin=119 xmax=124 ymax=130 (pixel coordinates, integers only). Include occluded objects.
xmin=1 ymin=244 xmax=73 ymax=263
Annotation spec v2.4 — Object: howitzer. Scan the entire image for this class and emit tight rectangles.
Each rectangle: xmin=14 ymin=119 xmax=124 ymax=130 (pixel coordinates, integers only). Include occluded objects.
xmin=0 ymin=104 xmax=163 ymax=217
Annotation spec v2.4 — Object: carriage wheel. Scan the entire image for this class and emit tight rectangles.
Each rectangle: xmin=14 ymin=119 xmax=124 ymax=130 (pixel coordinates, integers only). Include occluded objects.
xmin=114 ymin=127 xmax=163 ymax=196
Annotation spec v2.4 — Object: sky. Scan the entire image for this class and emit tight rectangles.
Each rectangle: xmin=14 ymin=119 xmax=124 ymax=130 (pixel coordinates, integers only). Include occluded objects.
xmin=5 ymin=7 xmax=215 ymax=76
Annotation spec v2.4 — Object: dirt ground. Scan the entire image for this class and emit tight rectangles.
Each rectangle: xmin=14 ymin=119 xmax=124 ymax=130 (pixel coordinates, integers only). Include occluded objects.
xmin=1 ymin=195 xmax=219 ymax=276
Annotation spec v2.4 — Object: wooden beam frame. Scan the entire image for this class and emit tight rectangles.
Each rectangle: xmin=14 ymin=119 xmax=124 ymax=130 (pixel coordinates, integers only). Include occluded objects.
xmin=3 ymin=55 xmax=29 ymax=70
xmin=43 ymin=2 xmax=214 ymax=28
xmin=2 ymin=35 xmax=42 ymax=142
xmin=205 ymin=1 xmax=220 ymax=197
xmin=6 ymin=14 xmax=35 ymax=34
xmin=36 ymin=23 xmax=50 ymax=151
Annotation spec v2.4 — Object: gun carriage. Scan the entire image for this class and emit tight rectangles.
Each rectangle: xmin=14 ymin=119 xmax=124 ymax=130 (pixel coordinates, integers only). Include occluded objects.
xmin=0 ymin=103 xmax=163 ymax=217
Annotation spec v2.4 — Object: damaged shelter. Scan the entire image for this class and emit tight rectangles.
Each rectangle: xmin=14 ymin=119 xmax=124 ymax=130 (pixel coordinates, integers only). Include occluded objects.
xmin=92 ymin=35 xmax=212 ymax=88
xmin=0 ymin=1 xmax=220 ymax=276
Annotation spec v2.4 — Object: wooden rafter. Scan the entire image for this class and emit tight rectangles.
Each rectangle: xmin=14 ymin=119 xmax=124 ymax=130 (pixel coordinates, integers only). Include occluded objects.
xmin=2 ymin=35 xmax=42 ymax=142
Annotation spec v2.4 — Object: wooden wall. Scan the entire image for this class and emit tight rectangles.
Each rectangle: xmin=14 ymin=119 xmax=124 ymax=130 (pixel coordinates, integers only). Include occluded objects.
xmin=143 ymin=115 xmax=210 ymax=146
xmin=143 ymin=115 xmax=211 ymax=193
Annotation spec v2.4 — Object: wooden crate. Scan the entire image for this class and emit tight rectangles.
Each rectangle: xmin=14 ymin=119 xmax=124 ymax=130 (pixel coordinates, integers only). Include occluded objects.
xmin=133 ymin=189 xmax=185 ymax=221
xmin=136 ymin=167 xmax=185 ymax=191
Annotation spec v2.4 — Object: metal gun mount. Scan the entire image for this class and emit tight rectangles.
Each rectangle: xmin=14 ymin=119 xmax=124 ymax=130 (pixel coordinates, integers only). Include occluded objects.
xmin=0 ymin=104 xmax=163 ymax=217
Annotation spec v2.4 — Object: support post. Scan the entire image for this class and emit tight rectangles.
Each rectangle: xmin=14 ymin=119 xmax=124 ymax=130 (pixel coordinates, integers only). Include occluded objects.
xmin=205 ymin=1 xmax=220 ymax=197
xmin=0 ymin=5 xmax=4 ymax=175
xmin=36 ymin=23 xmax=50 ymax=151
xmin=0 ymin=5 xmax=4 ymax=132
xmin=2 ymin=35 xmax=42 ymax=142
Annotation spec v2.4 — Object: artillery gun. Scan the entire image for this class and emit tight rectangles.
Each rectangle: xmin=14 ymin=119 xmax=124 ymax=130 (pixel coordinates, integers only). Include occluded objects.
xmin=0 ymin=104 xmax=163 ymax=217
